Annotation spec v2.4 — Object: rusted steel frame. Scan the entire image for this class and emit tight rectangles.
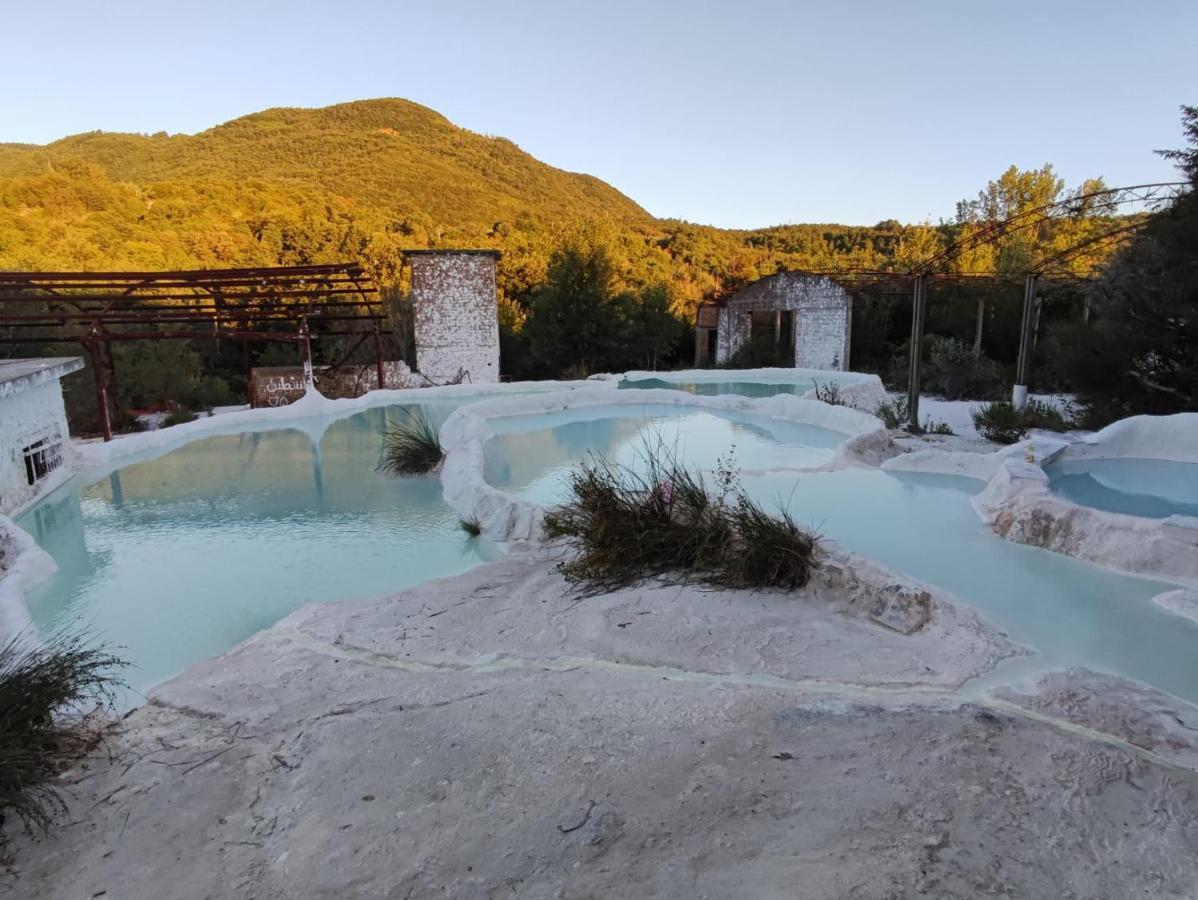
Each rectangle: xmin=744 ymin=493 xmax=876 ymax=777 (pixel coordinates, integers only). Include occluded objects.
xmin=916 ymin=182 xmax=1187 ymax=273
xmin=0 ymin=309 xmax=385 ymax=327
xmin=298 ymin=316 xmax=313 ymax=377
xmin=0 ymin=263 xmax=368 ymax=282
xmin=83 ymin=329 xmax=113 ymax=442
xmin=0 ymin=288 xmax=380 ymax=305
xmin=0 ymin=328 xmax=390 ymax=344
xmin=1014 ymin=274 xmax=1039 ymax=393
xmin=1030 ymin=219 xmax=1151 ymax=276
xmin=905 ymin=274 xmax=928 ymax=429
xmin=373 ymin=321 xmax=386 ymax=389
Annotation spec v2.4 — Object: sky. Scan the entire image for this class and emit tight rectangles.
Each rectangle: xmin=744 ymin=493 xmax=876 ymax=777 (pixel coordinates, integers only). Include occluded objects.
xmin=1 ymin=0 xmax=1194 ymax=228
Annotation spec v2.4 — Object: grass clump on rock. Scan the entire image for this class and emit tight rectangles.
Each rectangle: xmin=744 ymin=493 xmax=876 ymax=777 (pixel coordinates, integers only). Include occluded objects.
xmin=0 ymin=632 xmax=126 ymax=852
xmin=378 ymin=410 xmax=443 ymax=475
xmin=543 ymin=450 xmax=819 ymax=595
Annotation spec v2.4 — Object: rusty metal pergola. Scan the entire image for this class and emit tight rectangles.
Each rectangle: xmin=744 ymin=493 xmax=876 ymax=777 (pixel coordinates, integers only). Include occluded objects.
xmin=704 ymin=181 xmax=1189 ymax=428
xmin=0 ymin=263 xmax=384 ymax=440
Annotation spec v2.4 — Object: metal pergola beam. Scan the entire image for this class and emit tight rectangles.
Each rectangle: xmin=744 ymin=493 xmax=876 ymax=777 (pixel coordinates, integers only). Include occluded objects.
xmin=0 ymin=262 xmax=386 ymax=441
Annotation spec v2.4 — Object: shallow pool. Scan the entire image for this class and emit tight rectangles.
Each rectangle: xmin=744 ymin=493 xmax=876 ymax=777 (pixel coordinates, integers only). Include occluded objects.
xmin=740 ymin=469 xmax=1193 ymax=701
xmin=483 ymin=411 xmax=1195 ymax=703
xmin=619 ymin=373 xmax=859 ymax=399
xmin=16 ymin=404 xmax=492 ymax=704
xmin=483 ymin=405 xmax=844 ymax=505
xmin=1045 ymin=457 xmax=1198 ymax=519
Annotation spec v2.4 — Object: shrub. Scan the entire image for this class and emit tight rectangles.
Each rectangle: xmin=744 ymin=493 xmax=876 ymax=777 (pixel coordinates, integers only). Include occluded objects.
xmin=1021 ymin=399 xmax=1071 ymax=432
xmin=924 ymin=337 xmax=1006 ymax=401
xmin=378 ymin=410 xmax=443 ymax=475
xmin=543 ymin=452 xmax=820 ymax=595
xmin=0 ymin=632 xmax=126 ymax=851
xmin=162 ymin=406 xmax=198 ymax=427
xmin=971 ymin=399 xmax=1073 ymax=444
xmin=875 ymin=395 xmax=955 ymax=435
xmin=971 ymin=401 xmax=1027 ymax=444
xmin=560 ymin=362 xmax=590 ymax=381
xmin=813 ymin=381 xmax=847 ymax=407
xmin=459 ymin=517 xmax=482 ymax=537
xmin=888 ymin=338 xmax=1007 ymax=400
xmin=922 ymin=419 xmax=955 ymax=436
xmin=874 ymin=396 xmax=908 ymax=429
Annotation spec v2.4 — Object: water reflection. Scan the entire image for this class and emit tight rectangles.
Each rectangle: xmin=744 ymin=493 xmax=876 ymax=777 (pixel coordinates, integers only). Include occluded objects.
xmin=483 ymin=406 xmax=843 ymax=505
xmin=17 ymin=404 xmax=490 ymax=703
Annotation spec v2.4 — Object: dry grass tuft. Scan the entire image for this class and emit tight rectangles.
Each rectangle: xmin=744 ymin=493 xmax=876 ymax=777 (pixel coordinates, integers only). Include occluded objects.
xmin=0 ymin=631 xmax=125 ymax=852
xmin=543 ymin=447 xmax=819 ymax=595
xmin=378 ymin=410 xmax=443 ymax=475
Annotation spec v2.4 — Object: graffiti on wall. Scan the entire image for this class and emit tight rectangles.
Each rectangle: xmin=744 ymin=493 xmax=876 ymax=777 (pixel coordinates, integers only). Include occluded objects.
xmin=249 ymin=362 xmax=416 ymax=408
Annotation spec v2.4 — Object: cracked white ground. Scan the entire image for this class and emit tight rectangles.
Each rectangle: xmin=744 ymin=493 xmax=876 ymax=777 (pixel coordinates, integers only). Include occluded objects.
xmin=5 ymin=381 xmax=1198 ymax=898
xmin=8 ymin=551 xmax=1198 ymax=898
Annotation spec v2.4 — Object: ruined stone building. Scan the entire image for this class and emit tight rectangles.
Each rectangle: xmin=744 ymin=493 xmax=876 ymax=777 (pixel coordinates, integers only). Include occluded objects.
xmin=694 ymin=272 xmax=852 ymax=370
xmin=406 ymin=250 xmax=501 ymax=384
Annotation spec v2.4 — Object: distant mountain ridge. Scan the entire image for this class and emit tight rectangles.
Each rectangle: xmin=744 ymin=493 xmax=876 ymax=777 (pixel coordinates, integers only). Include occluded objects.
xmin=0 ymin=98 xmax=651 ymax=230
xmin=0 ymin=97 xmax=979 ymax=312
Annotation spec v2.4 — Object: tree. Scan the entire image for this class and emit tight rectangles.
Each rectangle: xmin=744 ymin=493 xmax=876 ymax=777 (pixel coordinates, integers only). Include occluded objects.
xmin=626 ymin=283 xmax=687 ymax=371
xmin=1051 ymin=106 xmax=1198 ymax=420
xmin=523 ymin=227 xmax=630 ymax=376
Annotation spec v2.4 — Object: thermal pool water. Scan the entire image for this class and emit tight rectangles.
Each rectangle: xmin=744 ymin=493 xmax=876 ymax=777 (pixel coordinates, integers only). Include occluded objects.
xmin=12 ymin=381 xmax=1197 ymax=709
xmin=483 ymin=404 xmax=844 ymax=505
xmin=619 ymin=371 xmax=864 ymax=399
xmin=1045 ymin=457 xmax=1198 ymax=520
xmin=16 ymin=404 xmax=493 ymax=704
xmin=482 ymin=408 xmax=1196 ymax=704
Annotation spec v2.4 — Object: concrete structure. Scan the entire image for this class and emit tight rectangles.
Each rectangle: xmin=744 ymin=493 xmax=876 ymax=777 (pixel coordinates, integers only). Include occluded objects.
xmin=12 ymin=553 xmax=1198 ymax=898
xmin=0 ymin=357 xmax=82 ymax=515
xmin=699 ymin=272 xmax=852 ymax=370
xmin=407 ymin=250 xmax=501 ymax=384
xmin=249 ymin=361 xmax=420 ymax=408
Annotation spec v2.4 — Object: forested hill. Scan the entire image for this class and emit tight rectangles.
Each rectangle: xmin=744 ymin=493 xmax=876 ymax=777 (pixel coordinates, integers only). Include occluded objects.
xmin=0 ymin=99 xmax=650 ymax=229
xmin=0 ymin=98 xmax=1108 ymax=314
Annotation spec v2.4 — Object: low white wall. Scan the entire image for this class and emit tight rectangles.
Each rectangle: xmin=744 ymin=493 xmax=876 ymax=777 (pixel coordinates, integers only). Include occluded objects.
xmin=440 ymin=387 xmax=891 ymax=543
xmin=0 ymin=379 xmax=76 ymax=517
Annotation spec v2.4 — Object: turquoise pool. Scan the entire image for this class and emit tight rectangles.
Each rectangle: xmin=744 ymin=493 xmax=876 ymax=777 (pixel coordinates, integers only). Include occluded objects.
xmin=16 ymin=404 xmax=492 ymax=704
xmin=483 ymin=405 xmax=844 ymax=505
xmin=1045 ymin=457 xmax=1198 ymax=519
xmin=619 ymin=372 xmax=864 ymax=399
xmin=482 ymin=411 xmax=1195 ymax=704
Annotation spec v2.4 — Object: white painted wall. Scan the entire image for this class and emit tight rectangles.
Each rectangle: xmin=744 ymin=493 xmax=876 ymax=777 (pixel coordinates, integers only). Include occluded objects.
xmin=713 ymin=273 xmax=851 ymax=370
xmin=410 ymin=253 xmax=501 ymax=384
xmin=0 ymin=379 xmax=75 ymax=516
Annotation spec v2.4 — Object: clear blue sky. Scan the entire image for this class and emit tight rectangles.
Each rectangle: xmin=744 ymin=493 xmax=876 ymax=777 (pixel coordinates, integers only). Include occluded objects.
xmin=3 ymin=0 xmax=1194 ymax=228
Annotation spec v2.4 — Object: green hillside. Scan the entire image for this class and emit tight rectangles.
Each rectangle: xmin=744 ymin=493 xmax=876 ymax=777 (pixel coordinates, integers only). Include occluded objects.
xmin=0 ymin=97 xmax=1117 ymax=322
xmin=0 ymin=99 xmax=650 ymax=228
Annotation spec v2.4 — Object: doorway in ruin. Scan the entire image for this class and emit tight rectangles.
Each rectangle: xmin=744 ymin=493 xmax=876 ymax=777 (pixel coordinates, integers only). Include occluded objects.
xmin=747 ymin=309 xmax=795 ymax=366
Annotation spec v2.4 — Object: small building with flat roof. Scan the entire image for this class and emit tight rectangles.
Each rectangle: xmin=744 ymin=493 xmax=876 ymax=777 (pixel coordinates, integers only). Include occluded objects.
xmin=0 ymin=357 xmax=83 ymax=516
xmin=695 ymin=272 xmax=852 ymax=370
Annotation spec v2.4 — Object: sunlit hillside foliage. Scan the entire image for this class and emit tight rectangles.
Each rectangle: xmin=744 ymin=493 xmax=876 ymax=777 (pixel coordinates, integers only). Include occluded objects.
xmin=0 ymin=97 xmax=1151 ymax=431
xmin=1 ymin=98 xmax=1114 ymax=313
